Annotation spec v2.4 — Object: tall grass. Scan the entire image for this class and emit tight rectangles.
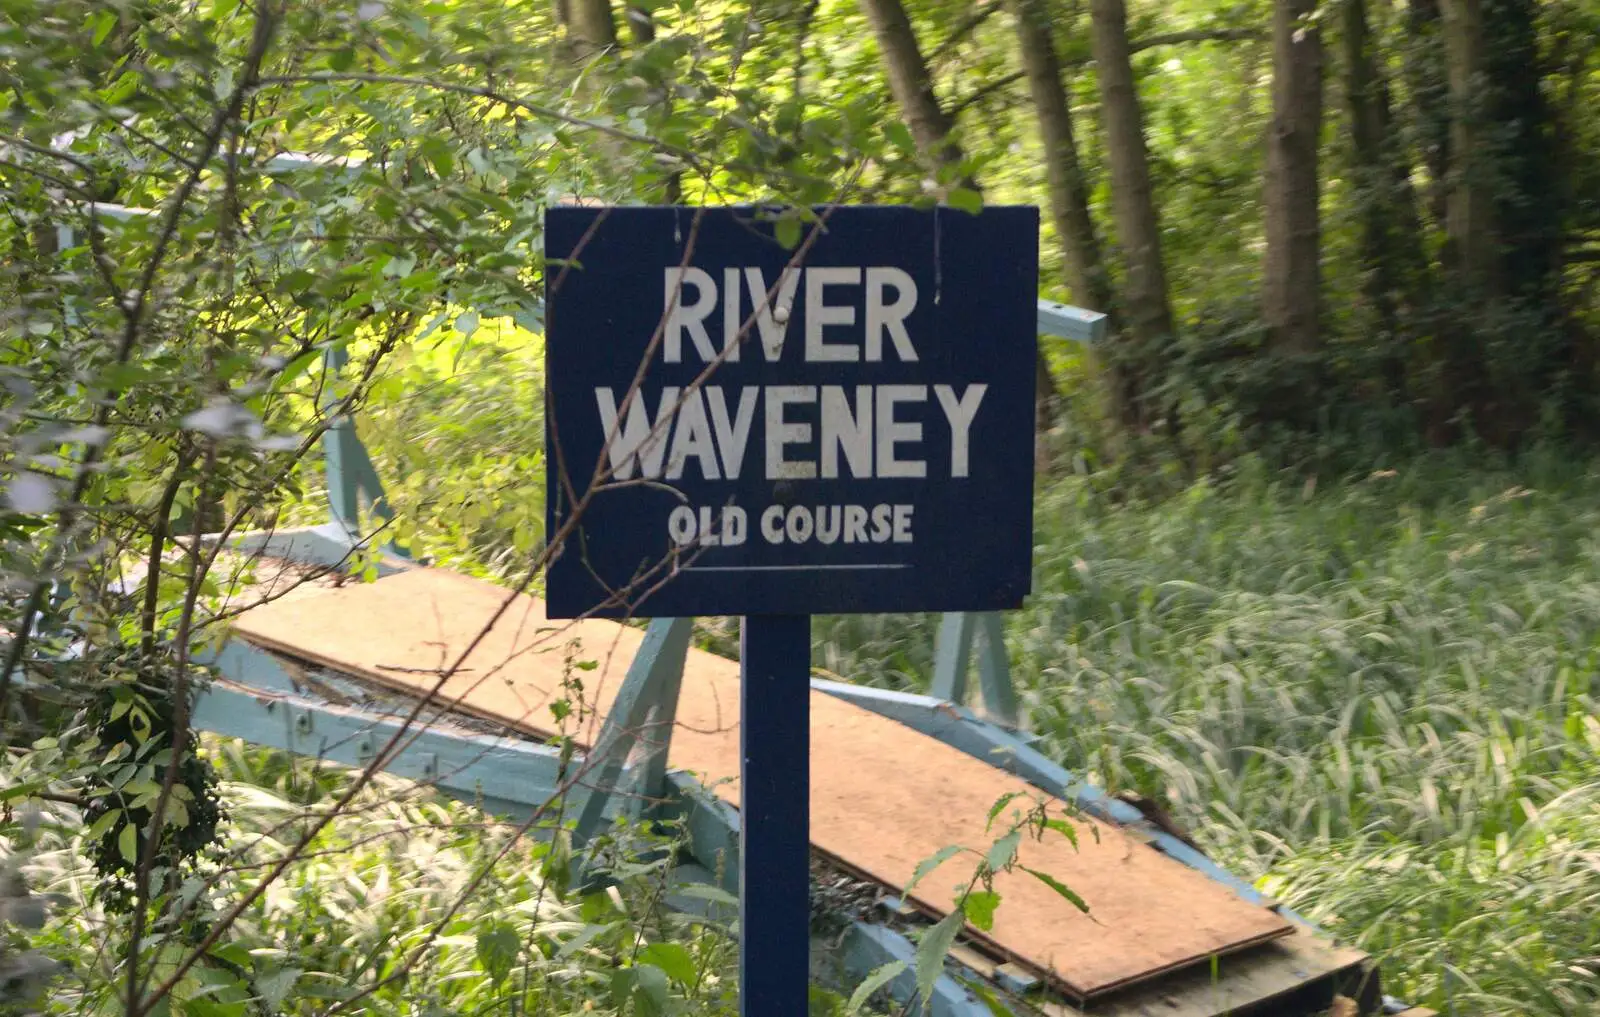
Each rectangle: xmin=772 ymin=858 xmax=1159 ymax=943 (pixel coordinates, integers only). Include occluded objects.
xmin=121 ymin=319 xmax=1600 ymax=1016
xmin=824 ymin=452 xmax=1600 ymax=1015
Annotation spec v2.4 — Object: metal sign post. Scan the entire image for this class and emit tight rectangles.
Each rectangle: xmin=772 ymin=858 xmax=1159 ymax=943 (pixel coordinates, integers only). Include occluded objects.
xmin=543 ymin=205 xmax=1039 ymax=1014
xmin=739 ymin=614 xmax=811 ymax=1011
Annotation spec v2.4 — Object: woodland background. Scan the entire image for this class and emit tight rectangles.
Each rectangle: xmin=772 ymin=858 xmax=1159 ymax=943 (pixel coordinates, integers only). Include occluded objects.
xmin=2 ymin=0 xmax=1600 ymax=1015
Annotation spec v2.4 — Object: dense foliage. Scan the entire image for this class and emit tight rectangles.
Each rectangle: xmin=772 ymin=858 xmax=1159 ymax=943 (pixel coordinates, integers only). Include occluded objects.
xmin=4 ymin=0 xmax=1599 ymax=1014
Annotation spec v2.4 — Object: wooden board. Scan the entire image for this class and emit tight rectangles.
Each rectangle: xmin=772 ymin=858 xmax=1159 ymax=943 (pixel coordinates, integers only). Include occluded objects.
xmin=1036 ymin=926 xmax=1369 ymax=1016
xmin=228 ymin=567 xmax=1294 ymax=1000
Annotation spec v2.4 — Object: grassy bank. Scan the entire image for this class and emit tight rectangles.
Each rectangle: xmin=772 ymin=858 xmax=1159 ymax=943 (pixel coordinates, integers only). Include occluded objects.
xmin=824 ymin=453 xmax=1600 ymax=1015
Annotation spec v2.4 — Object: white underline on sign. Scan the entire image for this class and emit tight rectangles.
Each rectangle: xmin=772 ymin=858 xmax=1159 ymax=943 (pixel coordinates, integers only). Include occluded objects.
xmin=683 ymin=564 xmax=911 ymax=573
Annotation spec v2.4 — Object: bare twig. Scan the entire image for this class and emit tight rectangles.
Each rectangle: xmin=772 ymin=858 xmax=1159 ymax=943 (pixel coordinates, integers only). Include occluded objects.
xmin=947 ymin=71 xmax=1027 ymax=115
xmin=929 ymin=1 xmax=1002 ymax=70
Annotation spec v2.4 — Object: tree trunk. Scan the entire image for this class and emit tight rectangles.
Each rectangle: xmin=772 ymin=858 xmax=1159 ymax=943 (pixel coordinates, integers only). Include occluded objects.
xmin=1439 ymin=0 xmax=1494 ymax=289
xmin=1404 ymin=0 xmax=1451 ymax=227
xmin=1009 ymin=0 xmax=1138 ymax=428
xmin=1480 ymin=0 xmax=1562 ymax=312
xmin=1262 ymin=0 xmax=1324 ymax=355
xmin=1009 ymin=0 xmax=1114 ymax=317
xmin=857 ymin=0 xmax=966 ymax=184
xmin=1088 ymin=0 xmax=1175 ymax=401
xmin=623 ymin=3 xmax=654 ymax=43
xmin=567 ymin=0 xmax=618 ymax=57
xmin=1343 ymin=0 xmax=1427 ymax=398
xmin=860 ymin=0 xmax=1056 ymax=458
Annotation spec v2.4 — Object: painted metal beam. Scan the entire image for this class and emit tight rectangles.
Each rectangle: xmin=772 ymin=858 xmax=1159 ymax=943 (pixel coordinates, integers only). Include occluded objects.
xmin=839 ymin=921 xmax=1017 ymax=1017
xmin=930 ymin=612 xmax=1019 ymax=727
xmin=663 ymin=771 xmax=743 ymax=897
xmin=212 ymin=522 xmax=410 ymax=578
xmin=57 ymin=194 xmax=1103 ymax=351
xmin=260 ymin=150 xmax=366 ymax=176
xmin=572 ymin=617 xmax=694 ymax=848
xmin=192 ymin=671 xmax=628 ymax=827
xmin=319 ymin=344 xmax=411 ymax=560
xmin=1036 ymin=300 xmax=1107 ymax=344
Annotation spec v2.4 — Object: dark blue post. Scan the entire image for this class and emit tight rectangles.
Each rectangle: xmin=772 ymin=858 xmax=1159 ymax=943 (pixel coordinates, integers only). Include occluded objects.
xmin=739 ymin=615 xmax=811 ymax=1015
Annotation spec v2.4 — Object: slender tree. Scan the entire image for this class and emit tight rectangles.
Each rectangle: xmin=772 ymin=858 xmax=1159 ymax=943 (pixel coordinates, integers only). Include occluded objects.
xmin=1008 ymin=0 xmax=1114 ymax=319
xmin=1087 ymin=0 xmax=1175 ymax=423
xmin=1008 ymin=0 xmax=1139 ymax=426
xmin=1404 ymin=0 xmax=1452 ymax=226
xmin=858 ymin=0 xmax=1060 ymax=448
xmin=1343 ymin=0 xmax=1427 ymax=397
xmin=565 ymin=0 xmax=618 ymax=58
xmin=1262 ymin=0 xmax=1324 ymax=355
xmin=857 ymin=0 xmax=967 ymax=185
xmin=1439 ymin=0 xmax=1493 ymax=288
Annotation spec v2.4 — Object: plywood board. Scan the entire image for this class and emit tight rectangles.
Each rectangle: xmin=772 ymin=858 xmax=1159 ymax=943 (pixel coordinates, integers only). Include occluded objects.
xmin=229 ymin=567 xmax=1294 ymax=999
xmin=1044 ymin=926 xmax=1369 ymax=1017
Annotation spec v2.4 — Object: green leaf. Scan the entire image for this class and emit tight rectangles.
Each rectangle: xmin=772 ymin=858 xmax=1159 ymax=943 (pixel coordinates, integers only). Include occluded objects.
xmin=846 ymin=960 xmax=906 ymax=1014
xmin=637 ymin=941 xmax=697 ymax=986
xmin=609 ymin=966 xmax=636 ymax=1009
xmin=382 ymin=254 xmax=416 ymax=278
xmin=904 ymin=844 xmax=964 ymax=895
xmin=255 ymin=968 xmax=301 ymax=1010
xmin=775 ymin=216 xmax=801 ymax=250
xmin=672 ymin=884 xmax=738 ymax=908
xmin=1043 ymin=817 xmax=1080 ymax=849
xmin=986 ymin=791 xmax=1026 ymax=828
xmin=85 ymin=809 xmax=120 ymax=845
xmin=90 ymin=11 xmax=118 ymax=46
xmin=119 ymin=822 xmax=138 ymax=864
xmin=914 ymin=910 xmax=965 ymax=1008
xmin=0 ymin=781 xmax=45 ymax=804
xmin=475 ymin=922 xmax=521 ymax=985
xmin=961 ymin=890 xmax=1001 ymax=932
xmin=455 ymin=310 xmax=480 ymax=338
xmin=947 ymin=187 xmax=984 ymax=215
xmin=1022 ymin=867 xmax=1090 ymax=913
xmin=985 ymin=830 xmax=1021 ymax=873
xmin=630 ymin=963 xmax=671 ymax=1015
xmin=422 ymin=138 xmax=455 ymax=178
xmin=952 ymin=973 xmax=1016 ymax=1017
xmin=272 ymin=348 xmax=322 ymax=392
xmin=884 ymin=121 xmax=915 ymax=157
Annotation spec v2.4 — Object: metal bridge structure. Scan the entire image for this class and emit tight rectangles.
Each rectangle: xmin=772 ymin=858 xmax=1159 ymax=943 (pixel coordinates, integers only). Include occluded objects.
xmin=18 ymin=153 xmax=1437 ymax=1017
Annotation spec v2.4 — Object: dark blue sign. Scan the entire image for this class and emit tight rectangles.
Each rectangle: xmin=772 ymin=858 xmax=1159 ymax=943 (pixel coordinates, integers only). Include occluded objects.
xmin=543 ymin=205 xmax=1039 ymax=619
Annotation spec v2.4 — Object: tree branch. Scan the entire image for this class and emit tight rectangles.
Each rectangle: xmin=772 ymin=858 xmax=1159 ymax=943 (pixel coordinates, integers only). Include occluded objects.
xmin=1130 ymin=27 xmax=1264 ymax=51
xmin=947 ymin=70 xmax=1027 ymax=116
xmin=929 ymin=1 xmax=1002 ymax=69
xmin=942 ymin=25 xmax=1266 ymax=118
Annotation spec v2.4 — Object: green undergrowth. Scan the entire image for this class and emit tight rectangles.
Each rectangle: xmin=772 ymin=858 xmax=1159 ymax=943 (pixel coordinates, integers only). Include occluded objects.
xmin=824 ymin=450 xmax=1600 ymax=1016
xmin=200 ymin=326 xmax=1600 ymax=1015
xmin=9 ymin=738 xmax=758 ymax=1016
